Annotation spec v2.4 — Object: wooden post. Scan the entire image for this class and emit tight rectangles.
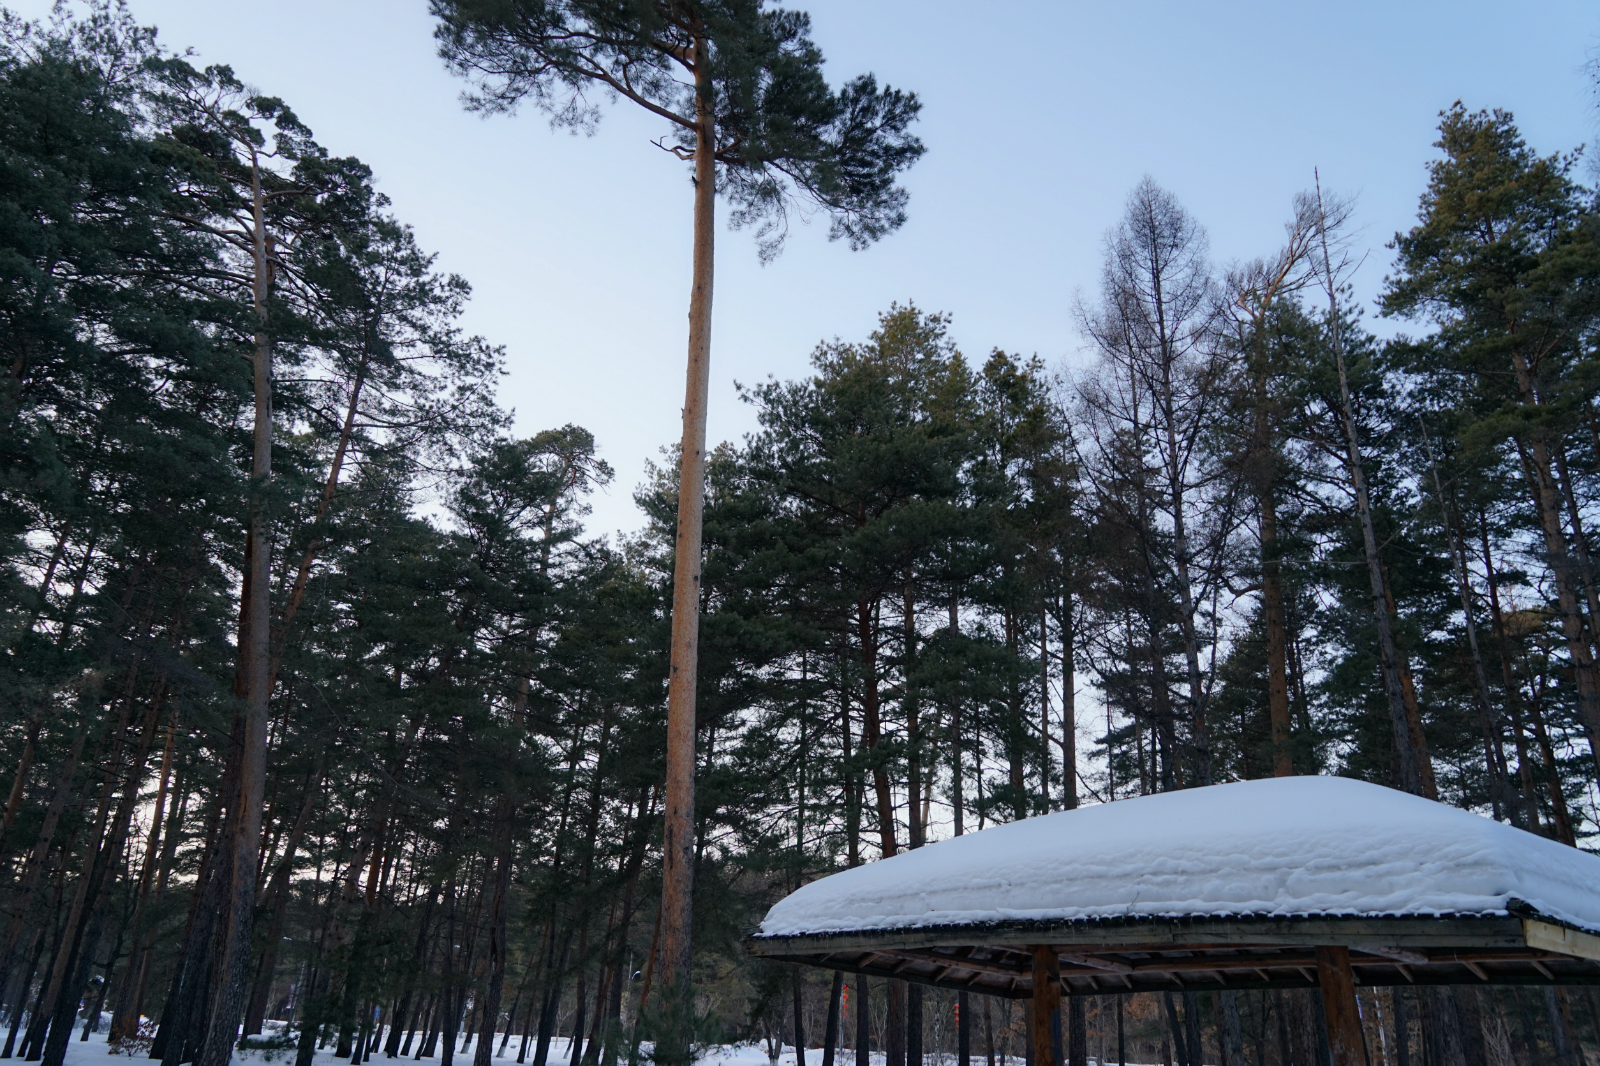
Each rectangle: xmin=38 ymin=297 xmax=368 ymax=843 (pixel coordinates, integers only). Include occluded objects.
xmin=1314 ymin=946 xmax=1366 ymax=1066
xmin=1030 ymin=946 xmax=1060 ymax=1066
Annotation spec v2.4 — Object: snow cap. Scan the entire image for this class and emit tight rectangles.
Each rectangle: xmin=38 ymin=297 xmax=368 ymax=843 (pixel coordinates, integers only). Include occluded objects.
xmin=758 ymin=776 xmax=1600 ymax=937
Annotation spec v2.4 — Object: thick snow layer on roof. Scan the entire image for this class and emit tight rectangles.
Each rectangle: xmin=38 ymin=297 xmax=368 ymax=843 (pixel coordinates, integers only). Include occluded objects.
xmin=758 ymin=776 xmax=1600 ymax=938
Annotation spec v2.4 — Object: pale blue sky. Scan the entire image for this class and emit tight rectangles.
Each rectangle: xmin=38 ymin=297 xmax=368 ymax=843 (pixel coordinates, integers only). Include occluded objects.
xmin=17 ymin=1 xmax=1600 ymax=535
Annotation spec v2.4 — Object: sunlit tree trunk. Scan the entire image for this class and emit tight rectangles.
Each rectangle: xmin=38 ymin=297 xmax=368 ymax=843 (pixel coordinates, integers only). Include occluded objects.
xmin=659 ymin=29 xmax=715 ymax=1003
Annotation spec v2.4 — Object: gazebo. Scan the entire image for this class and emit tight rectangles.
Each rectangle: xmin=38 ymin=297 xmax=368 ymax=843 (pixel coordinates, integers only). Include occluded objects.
xmin=746 ymin=777 xmax=1600 ymax=1066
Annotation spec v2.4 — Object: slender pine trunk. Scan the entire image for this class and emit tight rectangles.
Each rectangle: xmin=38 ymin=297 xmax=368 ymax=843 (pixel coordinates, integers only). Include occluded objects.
xmin=1315 ymin=183 xmax=1424 ymax=795
xmin=1252 ymin=349 xmax=1293 ymax=778
xmin=1421 ymin=433 xmax=1517 ymax=824
xmin=200 ymin=156 xmax=276 ymax=1066
xmin=657 ymin=28 xmax=717 ymax=1011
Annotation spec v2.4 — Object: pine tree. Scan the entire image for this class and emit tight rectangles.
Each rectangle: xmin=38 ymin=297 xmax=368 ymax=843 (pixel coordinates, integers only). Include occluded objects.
xmin=430 ymin=6 xmax=923 ymax=1026
xmin=1382 ymin=103 xmax=1600 ymax=778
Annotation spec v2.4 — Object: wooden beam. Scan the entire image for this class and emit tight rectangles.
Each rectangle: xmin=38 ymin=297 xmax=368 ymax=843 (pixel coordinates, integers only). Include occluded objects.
xmin=1059 ymin=953 xmax=1133 ymax=974
xmin=1031 ymin=945 xmax=1061 ymax=1066
xmin=759 ymin=953 xmax=1033 ymax=999
xmin=746 ymin=914 xmax=1529 ymax=957
xmin=1315 ymin=946 xmax=1365 ymax=1066
xmin=891 ymin=949 xmax=1029 ymax=982
xmin=758 ymin=942 xmax=1600 ymax=997
xmin=1126 ymin=952 xmax=1316 ymax=975
xmin=1353 ymin=945 xmax=1428 ymax=966
xmin=1524 ymin=920 xmax=1600 ymax=962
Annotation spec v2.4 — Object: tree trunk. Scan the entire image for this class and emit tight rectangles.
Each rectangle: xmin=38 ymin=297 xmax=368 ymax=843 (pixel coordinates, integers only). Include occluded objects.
xmin=904 ymin=585 xmax=921 ymax=846
xmin=1163 ymin=994 xmax=1189 ymax=1066
xmin=1167 ymin=478 xmax=1211 ymax=788
xmin=476 ymin=817 xmax=516 ymax=1066
xmin=0 ymin=716 xmax=41 ymax=850
xmin=39 ymin=678 xmax=166 ymax=1066
xmin=1380 ymin=571 xmax=1438 ymax=800
xmin=532 ymin=931 xmax=573 ymax=1066
xmin=155 ymin=788 xmax=227 ymax=1065
xmin=1058 ymin=594 xmax=1078 ymax=808
xmin=1524 ymin=673 xmax=1577 ymax=846
xmin=245 ymin=767 xmax=323 ymax=1035
xmin=1390 ymin=989 xmax=1410 ymax=1066
xmin=565 ymin=957 xmax=587 ymax=1066
xmin=516 ymin=966 xmax=542 ymax=1064
xmin=1315 ymin=190 xmax=1424 ymax=796
xmin=1313 ymin=948 xmax=1363 ymax=1066
xmin=1422 ymin=439 xmax=1517 ymax=824
xmin=1511 ymin=425 xmax=1600 ymax=775
xmin=41 ymin=832 xmax=130 ymax=1066
xmin=1546 ymin=989 xmax=1583 ymax=1066
xmin=903 ymin=983 xmax=919 ymax=1066
xmin=856 ymin=977 xmax=871 ymax=1066
xmin=1128 ymin=441 xmax=1180 ymax=794
xmin=793 ymin=970 xmax=808 ymax=1065
xmin=200 ymin=159 xmax=277 ymax=1066
xmin=2 ymin=926 xmax=47 ymax=1058
xmin=1116 ymin=997 xmax=1124 ymax=1066
xmin=1260 ymin=484 xmax=1293 ymax=778
xmin=822 ymin=972 xmax=843 ymax=1066
xmin=0 ymin=714 xmax=89 ymax=986
xmin=981 ymin=996 xmax=994 ymax=1066
xmin=1480 ymin=513 xmax=1551 ymax=835
xmin=1004 ymin=609 xmax=1027 ymax=818
xmin=1039 ymin=602 xmax=1052 ymax=800
xmin=109 ymin=712 xmax=178 ymax=1042
xmin=1066 ymin=999 xmax=1085 ymax=1066
xmin=857 ymin=597 xmax=898 ymax=857
xmin=1552 ymin=446 xmax=1600 ymax=658
xmin=1181 ymin=993 xmax=1201 ymax=1066
xmin=657 ymin=26 xmax=718 ymax=1012
xmin=1244 ymin=304 xmax=1294 ymax=779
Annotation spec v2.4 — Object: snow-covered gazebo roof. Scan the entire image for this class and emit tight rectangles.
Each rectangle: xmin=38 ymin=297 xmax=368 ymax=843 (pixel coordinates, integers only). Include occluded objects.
xmin=746 ymin=776 xmax=1600 ymax=999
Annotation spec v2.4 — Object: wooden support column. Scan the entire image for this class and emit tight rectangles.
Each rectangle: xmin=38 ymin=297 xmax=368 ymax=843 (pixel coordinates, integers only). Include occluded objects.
xmin=1315 ymin=946 xmax=1366 ymax=1066
xmin=1030 ymin=946 xmax=1061 ymax=1066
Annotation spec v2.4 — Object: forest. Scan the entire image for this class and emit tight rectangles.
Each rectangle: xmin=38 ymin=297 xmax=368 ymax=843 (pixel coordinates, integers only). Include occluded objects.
xmin=3 ymin=3 xmax=1600 ymax=1066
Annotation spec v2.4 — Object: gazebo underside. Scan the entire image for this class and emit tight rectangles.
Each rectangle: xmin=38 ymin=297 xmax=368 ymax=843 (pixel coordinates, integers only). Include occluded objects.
xmin=748 ymin=913 xmax=1600 ymax=998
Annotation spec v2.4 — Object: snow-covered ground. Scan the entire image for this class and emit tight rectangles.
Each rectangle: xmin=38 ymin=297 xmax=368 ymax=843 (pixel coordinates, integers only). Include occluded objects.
xmin=52 ymin=1027 xmax=1141 ymax=1066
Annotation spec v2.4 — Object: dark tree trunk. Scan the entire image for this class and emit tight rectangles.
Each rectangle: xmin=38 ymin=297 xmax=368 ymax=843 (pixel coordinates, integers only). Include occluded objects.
xmin=1067 ymin=999 xmax=1085 ymax=1066
xmin=563 ymin=969 xmax=586 ymax=1066
xmin=885 ymin=981 xmax=905 ymax=1066
xmin=856 ymin=977 xmax=871 ymax=1066
xmin=794 ymin=970 xmax=809 ymax=1063
xmin=1163 ymin=994 xmax=1189 ymax=1066
xmin=245 ymin=771 xmax=323 ymax=1035
xmin=1 ymin=927 xmax=47 ymax=1058
xmin=1390 ymin=989 xmax=1410 ymax=1066
xmin=822 ymin=972 xmax=843 ymax=1066
xmin=532 ymin=932 xmax=573 ymax=1066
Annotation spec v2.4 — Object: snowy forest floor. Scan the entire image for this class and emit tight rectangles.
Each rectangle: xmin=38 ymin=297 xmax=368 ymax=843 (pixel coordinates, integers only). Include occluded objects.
xmin=50 ymin=1027 xmax=1150 ymax=1066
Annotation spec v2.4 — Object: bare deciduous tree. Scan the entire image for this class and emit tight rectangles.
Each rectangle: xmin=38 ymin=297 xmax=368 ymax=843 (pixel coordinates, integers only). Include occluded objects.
xmin=1076 ymin=177 xmax=1238 ymax=789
